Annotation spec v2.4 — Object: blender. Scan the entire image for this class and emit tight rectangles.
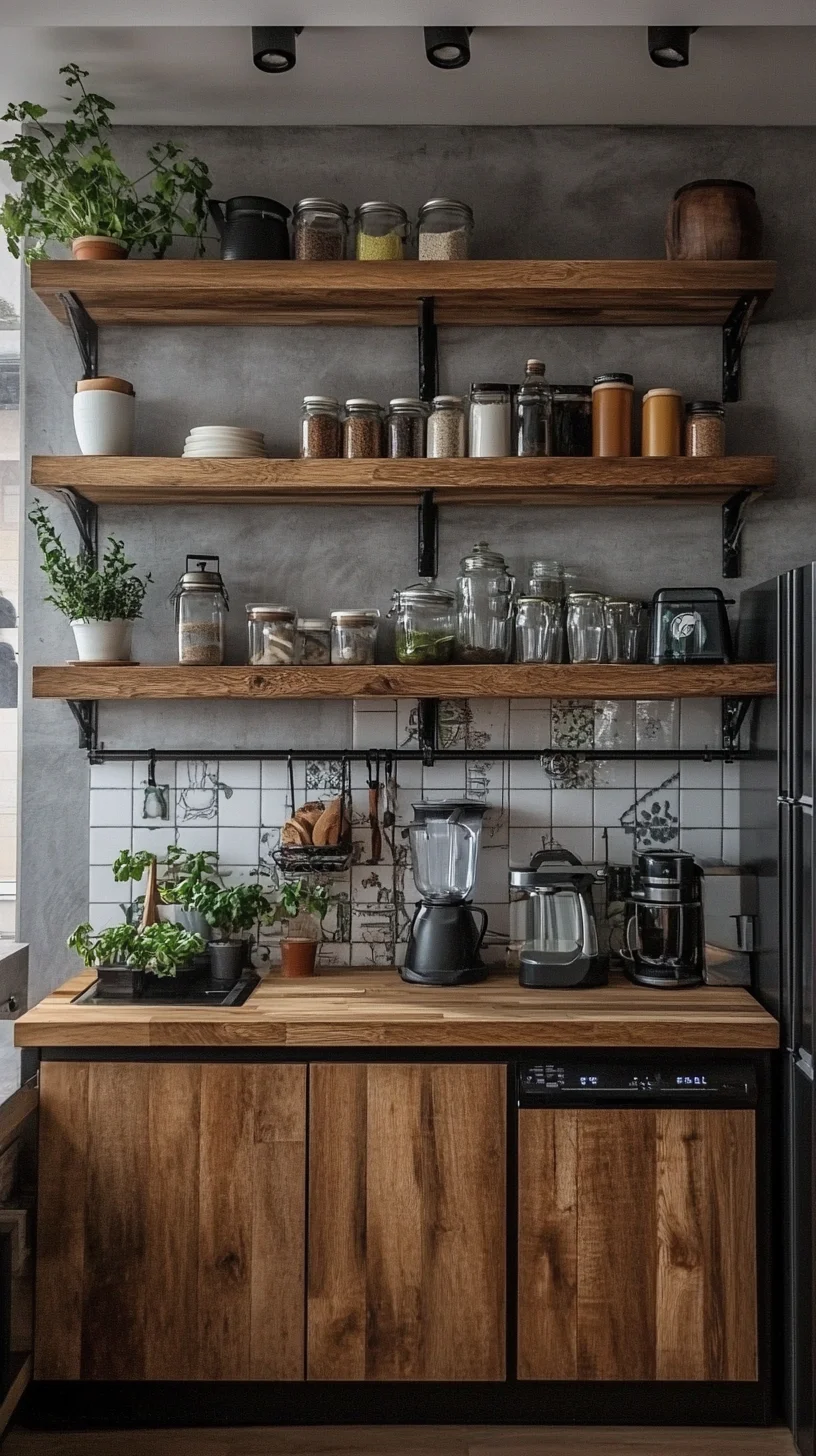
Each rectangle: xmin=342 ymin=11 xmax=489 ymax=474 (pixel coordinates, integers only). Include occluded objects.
xmin=401 ymin=801 xmax=489 ymax=985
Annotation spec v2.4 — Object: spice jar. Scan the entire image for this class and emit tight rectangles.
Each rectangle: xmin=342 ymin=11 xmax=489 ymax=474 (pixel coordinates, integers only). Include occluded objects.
xmin=390 ymin=583 xmax=456 ymax=664
xmin=343 ymin=399 xmax=383 ymax=458
xmin=552 ymin=385 xmax=592 ymax=456
xmin=297 ymin=617 xmax=331 ymax=665
xmin=515 ymin=597 xmax=563 ymax=663
xmin=292 ymin=198 xmax=349 ymax=261
xmin=417 ymin=199 xmax=473 ymax=260
xmin=566 ymin=592 xmax=605 ymax=663
xmin=592 ymin=373 xmax=634 ymax=457
xmin=172 ymin=556 xmax=229 ymax=667
xmin=331 ymin=609 xmax=380 ymax=665
xmin=246 ymin=604 xmax=297 ymax=666
xmin=455 ymin=541 xmax=516 ymax=664
xmin=469 ymin=383 xmax=511 ymax=458
xmin=427 ymin=395 xmax=466 ymax=458
xmin=641 ymin=388 xmax=684 ymax=457
xmin=387 ymin=399 xmax=427 ymax=459
xmin=685 ymin=400 xmax=726 ymax=457
xmin=515 ymin=359 xmax=552 ymax=457
xmin=354 ymin=202 xmax=409 ymax=261
xmin=300 ymin=395 xmax=341 ymax=459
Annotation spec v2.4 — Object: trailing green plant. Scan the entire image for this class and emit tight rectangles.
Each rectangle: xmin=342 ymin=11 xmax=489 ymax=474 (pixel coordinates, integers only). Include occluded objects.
xmin=112 ymin=844 xmax=225 ymax=909
xmin=29 ymin=502 xmax=151 ymax=621
xmin=1 ymin=64 xmax=211 ymax=260
xmin=185 ymin=881 xmax=273 ymax=941
xmin=68 ymin=920 xmax=204 ymax=977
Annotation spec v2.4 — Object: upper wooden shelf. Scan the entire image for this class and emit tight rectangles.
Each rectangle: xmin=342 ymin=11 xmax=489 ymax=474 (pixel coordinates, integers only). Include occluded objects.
xmin=31 ymin=455 xmax=775 ymax=508
xmin=29 ymin=259 xmax=777 ymax=328
xmin=32 ymin=663 xmax=777 ymax=702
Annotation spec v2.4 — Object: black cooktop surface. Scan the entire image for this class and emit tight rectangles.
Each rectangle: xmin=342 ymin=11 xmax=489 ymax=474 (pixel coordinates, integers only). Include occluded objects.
xmin=72 ymin=974 xmax=259 ymax=1008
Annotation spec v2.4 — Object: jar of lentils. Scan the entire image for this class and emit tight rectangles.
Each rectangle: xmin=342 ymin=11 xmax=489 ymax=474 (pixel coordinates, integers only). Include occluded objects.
xmin=292 ymin=198 xmax=349 ymax=261
xmin=417 ymin=199 xmax=473 ymax=260
xmin=331 ymin=609 xmax=380 ymax=665
xmin=343 ymin=399 xmax=383 ymax=458
xmin=685 ymin=400 xmax=725 ymax=457
xmin=427 ymin=395 xmax=466 ymax=457
xmin=387 ymin=398 xmax=427 ymax=458
xmin=300 ymin=395 xmax=341 ymax=458
xmin=354 ymin=202 xmax=409 ymax=260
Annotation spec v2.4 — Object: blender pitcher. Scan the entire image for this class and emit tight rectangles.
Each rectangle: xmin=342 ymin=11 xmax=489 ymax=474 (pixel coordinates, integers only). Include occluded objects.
xmin=402 ymin=801 xmax=490 ymax=986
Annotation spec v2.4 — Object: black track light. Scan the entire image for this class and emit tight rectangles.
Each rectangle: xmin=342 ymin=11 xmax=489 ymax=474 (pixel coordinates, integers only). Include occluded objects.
xmin=252 ymin=26 xmax=303 ymax=74
xmin=648 ymin=26 xmax=698 ymax=69
xmin=424 ymin=27 xmax=473 ymax=70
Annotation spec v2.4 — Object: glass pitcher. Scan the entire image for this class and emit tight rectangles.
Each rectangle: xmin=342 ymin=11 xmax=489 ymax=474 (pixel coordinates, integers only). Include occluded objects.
xmin=454 ymin=541 xmax=515 ymax=664
xmin=408 ymin=800 xmax=487 ymax=904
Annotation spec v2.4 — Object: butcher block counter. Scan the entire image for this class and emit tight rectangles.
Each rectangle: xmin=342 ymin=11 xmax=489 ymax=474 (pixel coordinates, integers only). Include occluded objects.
xmin=15 ymin=966 xmax=778 ymax=1048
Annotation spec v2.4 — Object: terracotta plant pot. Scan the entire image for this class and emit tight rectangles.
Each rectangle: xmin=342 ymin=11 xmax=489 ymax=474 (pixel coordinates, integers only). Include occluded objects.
xmin=280 ymin=938 xmax=318 ymax=978
xmin=71 ymin=235 xmax=128 ymax=261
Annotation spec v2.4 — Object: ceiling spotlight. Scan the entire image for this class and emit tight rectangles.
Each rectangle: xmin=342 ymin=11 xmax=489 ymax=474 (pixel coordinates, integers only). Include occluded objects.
xmin=252 ymin=26 xmax=303 ymax=74
xmin=648 ymin=26 xmax=698 ymax=68
xmin=424 ymin=27 xmax=473 ymax=70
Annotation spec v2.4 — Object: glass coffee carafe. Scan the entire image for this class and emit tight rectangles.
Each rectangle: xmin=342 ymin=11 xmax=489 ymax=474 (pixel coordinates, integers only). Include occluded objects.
xmin=454 ymin=541 xmax=515 ymax=664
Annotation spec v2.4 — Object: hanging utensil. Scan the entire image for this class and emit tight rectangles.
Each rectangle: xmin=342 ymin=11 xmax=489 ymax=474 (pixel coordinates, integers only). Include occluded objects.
xmin=367 ymin=753 xmax=382 ymax=865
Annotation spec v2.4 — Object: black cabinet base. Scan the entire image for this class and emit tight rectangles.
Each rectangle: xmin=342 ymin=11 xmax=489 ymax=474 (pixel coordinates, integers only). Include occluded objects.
xmin=22 ymin=1381 xmax=774 ymax=1430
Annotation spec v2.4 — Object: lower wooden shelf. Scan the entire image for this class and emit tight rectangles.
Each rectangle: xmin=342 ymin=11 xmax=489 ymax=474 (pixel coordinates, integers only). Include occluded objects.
xmin=32 ymin=662 xmax=777 ymax=702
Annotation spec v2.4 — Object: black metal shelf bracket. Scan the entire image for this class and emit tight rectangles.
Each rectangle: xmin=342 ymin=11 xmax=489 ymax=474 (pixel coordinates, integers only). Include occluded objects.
xmin=722 ymin=488 xmax=751 ymax=579
xmin=722 ymin=292 xmax=759 ymax=404
xmin=57 ymin=291 xmax=98 ymax=380
xmin=53 ymin=488 xmax=98 ymax=564
xmin=67 ymin=699 xmax=98 ymax=753
xmin=417 ymin=698 xmax=438 ymax=767
xmin=722 ymin=696 xmax=753 ymax=756
xmin=418 ymin=295 xmax=439 ymax=403
xmin=417 ymin=490 xmax=439 ymax=579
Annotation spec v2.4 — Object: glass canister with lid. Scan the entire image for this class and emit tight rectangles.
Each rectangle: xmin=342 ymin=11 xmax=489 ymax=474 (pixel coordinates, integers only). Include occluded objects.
xmin=292 ymin=198 xmax=349 ymax=261
xmin=331 ymin=609 xmax=380 ymax=665
xmin=592 ymin=373 xmax=634 ymax=457
xmin=455 ymin=541 xmax=516 ymax=664
xmin=343 ymin=399 xmax=384 ymax=458
xmin=469 ymin=382 xmax=511 ymax=458
xmin=417 ymin=199 xmax=473 ymax=260
xmin=297 ymin=617 xmax=332 ymax=665
xmin=685 ymin=400 xmax=725 ymax=457
xmin=390 ymin=582 xmax=456 ymax=664
xmin=515 ymin=598 xmax=564 ymax=663
xmin=387 ymin=399 xmax=427 ymax=459
xmin=246 ymin=604 xmax=297 ymax=665
xmin=566 ymin=592 xmax=606 ymax=663
xmin=172 ymin=555 xmax=229 ymax=666
xmin=300 ymin=395 xmax=341 ymax=458
xmin=427 ymin=395 xmax=466 ymax=457
xmin=552 ymin=385 xmax=592 ymax=456
xmin=354 ymin=202 xmax=409 ymax=260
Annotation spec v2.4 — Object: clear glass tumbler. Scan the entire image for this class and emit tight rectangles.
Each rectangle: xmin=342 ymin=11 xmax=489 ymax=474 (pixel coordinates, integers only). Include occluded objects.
xmin=515 ymin=597 xmax=564 ymax=663
xmin=566 ymin=592 xmax=605 ymax=663
xmin=604 ymin=599 xmax=644 ymax=663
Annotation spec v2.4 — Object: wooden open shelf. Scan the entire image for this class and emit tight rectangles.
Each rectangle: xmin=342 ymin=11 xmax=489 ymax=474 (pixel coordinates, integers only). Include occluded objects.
xmin=30 ymin=455 xmax=776 ymax=508
xmin=32 ymin=663 xmax=777 ymax=702
xmin=30 ymin=259 xmax=776 ymax=328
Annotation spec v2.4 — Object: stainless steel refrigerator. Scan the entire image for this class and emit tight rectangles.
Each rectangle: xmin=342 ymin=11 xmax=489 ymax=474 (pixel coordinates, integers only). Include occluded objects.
xmin=740 ymin=567 xmax=814 ymax=1456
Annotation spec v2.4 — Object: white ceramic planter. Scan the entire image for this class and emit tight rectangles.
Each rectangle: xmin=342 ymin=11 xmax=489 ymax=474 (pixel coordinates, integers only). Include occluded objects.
xmin=70 ymin=619 xmax=133 ymax=663
xmin=73 ymin=389 xmax=135 ymax=456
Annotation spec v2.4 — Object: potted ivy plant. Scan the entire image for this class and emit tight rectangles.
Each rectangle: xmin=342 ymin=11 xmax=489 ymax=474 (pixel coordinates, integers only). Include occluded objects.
xmin=184 ymin=881 xmax=273 ymax=987
xmin=0 ymin=64 xmax=211 ymax=262
xmin=30 ymin=502 xmax=151 ymax=662
xmin=68 ymin=920 xmax=205 ymax=999
xmin=270 ymin=879 xmax=330 ymax=978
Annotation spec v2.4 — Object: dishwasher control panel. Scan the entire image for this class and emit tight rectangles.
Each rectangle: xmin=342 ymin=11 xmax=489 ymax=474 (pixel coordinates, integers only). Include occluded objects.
xmin=518 ymin=1059 xmax=757 ymax=1106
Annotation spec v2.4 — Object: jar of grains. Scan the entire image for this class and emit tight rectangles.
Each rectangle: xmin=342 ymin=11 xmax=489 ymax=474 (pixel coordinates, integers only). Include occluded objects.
xmin=292 ymin=198 xmax=349 ymax=261
xmin=300 ymin=395 xmax=341 ymax=458
xmin=417 ymin=199 xmax=473 ymax=260
xmin=592 ymin=373 xmax=634 ymax=457
xmin=297 ymin=617 xmax=332 ymax=665
xmin=390 ymin=583 xmax=456 ymax=664
xmin=354 ymin=202 xmax=409 ymax=260
xmin=427 ymin=395 xmax=466 ymax=457
xmin=685 ymin=400 xmax=725 ymax=457
xmin=641 ymin=388 xmax=684 ymax=457
xmin=387 ymin=398 xmax=427 ymax=458
xmin=331 ymin=609 xmax=381 ymax=665
xmin=469 ymin=382 xmax=511 ymax=458
xmin=343 ymin=399 xmax=384 ymax=458
xmin=246 ymin=604 xmax=297 ymax=666
xmin=172 ymin=556 xmax=229 ymax=666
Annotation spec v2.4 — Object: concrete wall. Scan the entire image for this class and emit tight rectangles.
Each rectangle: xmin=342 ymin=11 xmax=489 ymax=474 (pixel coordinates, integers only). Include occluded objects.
xmin=21 ymin=124 xmax=816 ymax=997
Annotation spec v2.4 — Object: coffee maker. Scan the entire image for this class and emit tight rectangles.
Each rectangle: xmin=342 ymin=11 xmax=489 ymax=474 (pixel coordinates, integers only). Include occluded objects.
xmin=624 ymin=849 xmax=705 ymax=988
xmin=510 ymin=849 xmax=606 ymax=988
xmin=401 ymin=801 xmax=489 ymax=986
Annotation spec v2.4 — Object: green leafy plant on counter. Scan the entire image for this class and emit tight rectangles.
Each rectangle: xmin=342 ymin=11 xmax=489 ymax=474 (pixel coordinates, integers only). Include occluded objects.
xmin=185 ymin=881 xmax=273 ymax=943
xmin=1 ymin=64 xmax=211 ymax=260
xmin=112 ymin=845 xmax=224 ymax=906
xmin=270 ymin=879 xmax=331 ymax=941
xmin=29 ymin=503 xmax=151 ymax=621
xmin=67 ymin=920 xmax=205 ymax=977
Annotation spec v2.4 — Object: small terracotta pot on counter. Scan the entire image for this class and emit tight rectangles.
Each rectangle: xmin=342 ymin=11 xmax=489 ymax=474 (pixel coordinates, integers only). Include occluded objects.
xmin=665 ymin=179 xmax=763 ymax=261
xmin=71 ymin=236 xmax=128 ymax=261
xmin=280 ymin=938 xmax=318 ymax=978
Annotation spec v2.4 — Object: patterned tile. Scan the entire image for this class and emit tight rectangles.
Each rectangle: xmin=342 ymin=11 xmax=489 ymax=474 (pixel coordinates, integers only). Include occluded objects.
xmin=636 ymin=700 xmax=679 ymax=751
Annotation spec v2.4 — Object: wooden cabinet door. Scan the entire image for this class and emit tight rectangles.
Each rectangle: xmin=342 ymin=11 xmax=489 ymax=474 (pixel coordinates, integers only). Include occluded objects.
xmin=518 ymin=1107 xmax=757 ymax=1382
xmin=35 ymin=1061 xmax=306 ymax=1381
xmin=308 ymin=1062 xmax=506 ymax=1381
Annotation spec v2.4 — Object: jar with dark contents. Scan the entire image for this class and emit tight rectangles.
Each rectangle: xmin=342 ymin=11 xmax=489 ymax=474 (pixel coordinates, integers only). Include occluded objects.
xmin=292 ymin=198 xmax=349 ymax=261
xmin=685 ymin=400 xmax=725 ymax=457
xmin=551 ymin=385 xmax=592 ymax=456
xmin=387 ymin=398 xmax=427 ymax=458
xmin=300 ymin=395 xmax=341 ymax=458
xmin=343 ymin=399 xmax=383 ymax=459
xmin=515 ymin=359 xmax=552 ymax=457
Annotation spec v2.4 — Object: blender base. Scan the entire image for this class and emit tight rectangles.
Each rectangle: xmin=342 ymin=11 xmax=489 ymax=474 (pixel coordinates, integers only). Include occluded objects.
xmin=399 ymin=962 xmax=488 ymax=987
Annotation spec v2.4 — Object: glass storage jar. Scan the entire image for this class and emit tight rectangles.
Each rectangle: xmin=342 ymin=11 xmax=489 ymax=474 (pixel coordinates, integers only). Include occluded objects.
xmin=354 ymin=202 xmax=409 ymax=261
xmin=172 ymin=556 xmax=229 ymax=667
xmin=552 ymin=385 xmax=592 ymax=456
xmin=343 ymin=399 xmax=383 ymax=458
xmin=641 ymin=388 xmax=683 ymax=457
xmin=427 ymin=395 xmax=466 ymax=458
xmin=604 ymin=599 xmax=644 ymax=663
xmin=469 ymin=382 xmax=511 ymax=458
xmin=387 ymin=399 xmax=427 ymax=459
xmin=528 ymin=559 xmax=567 ymax=600
xmin=566 ymin=592 xmax=605 ymax=663
xmin=685 ymin=400 xmax=725 ymax=457
xmin=417 ymin=199 xmax=473 ymax=260
xmin=246 ymin=604 xmax=297 ymax=666
xmin=592 ymin=373 xmax=634 ymax=457
xmin=331 ymin=609 xmax=380 ymax=664
xmin=390 ymin=583 xmax=456 ymax=664
xmin=292 ymin=198 xmax=349 ymax=261
xmin=515 ymin=359 xmax=553 ymax=457
xmin=455 ymin=541 xmax=516 ymax=664
xmin=300 ymin=395 xmax=341 ymax=459
xmin=297 ymin=617 xmax=331 ymax=665
xmin=515 ymin=597 xmax=564 ymax=663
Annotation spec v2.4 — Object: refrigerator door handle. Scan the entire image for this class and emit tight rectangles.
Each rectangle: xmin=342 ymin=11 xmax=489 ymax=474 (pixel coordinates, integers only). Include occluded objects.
xmin=795 ymin=1048 xmax=814 ymax=1081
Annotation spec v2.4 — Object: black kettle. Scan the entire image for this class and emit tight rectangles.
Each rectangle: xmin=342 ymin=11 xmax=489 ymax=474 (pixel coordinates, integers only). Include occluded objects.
xmin=208 ymin=196 xmax=291 ymax=261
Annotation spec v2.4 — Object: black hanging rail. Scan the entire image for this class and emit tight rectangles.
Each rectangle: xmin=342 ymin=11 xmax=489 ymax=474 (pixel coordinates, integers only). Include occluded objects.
xmin=90 ymin=746 xmax=757 ymax=765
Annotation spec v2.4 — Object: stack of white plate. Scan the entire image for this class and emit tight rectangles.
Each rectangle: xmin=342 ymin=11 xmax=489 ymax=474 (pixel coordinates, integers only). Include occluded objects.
xmin=182 ymin=426 xmax=266 ymax=458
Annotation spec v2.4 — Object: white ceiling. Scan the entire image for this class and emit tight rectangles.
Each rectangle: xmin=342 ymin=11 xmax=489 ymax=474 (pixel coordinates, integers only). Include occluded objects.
xmin=3 ymin=3 xmax=816 ymax=23
xmin=0 ymin=26 xmax=815 ymax=125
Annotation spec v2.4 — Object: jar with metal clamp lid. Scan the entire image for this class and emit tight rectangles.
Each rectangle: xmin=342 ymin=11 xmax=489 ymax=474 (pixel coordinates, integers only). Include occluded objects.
xmin=171 ymin=556 xmax=229 ymax=666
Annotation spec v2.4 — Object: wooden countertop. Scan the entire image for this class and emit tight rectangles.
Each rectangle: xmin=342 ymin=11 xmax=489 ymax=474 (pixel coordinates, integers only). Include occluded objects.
xmin=14 ymin=969 xmax=779 ymax=1050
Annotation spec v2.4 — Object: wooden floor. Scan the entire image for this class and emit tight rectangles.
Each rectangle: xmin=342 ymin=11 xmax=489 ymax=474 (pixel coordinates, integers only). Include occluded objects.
xmin=2 ymin=1426 xmax=798 ymax=1455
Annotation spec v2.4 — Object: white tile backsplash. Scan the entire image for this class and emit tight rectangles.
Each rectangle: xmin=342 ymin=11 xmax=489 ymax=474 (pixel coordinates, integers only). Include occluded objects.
xmin=218 ymin=787 xmax=262 ymax=827
xmin=551 ymin=788 xmax=593 ymax=827
xmin=89 ymin=790 xmax=133 ymax=827
xmin=90 ymin=827 xmax=131 ymax=865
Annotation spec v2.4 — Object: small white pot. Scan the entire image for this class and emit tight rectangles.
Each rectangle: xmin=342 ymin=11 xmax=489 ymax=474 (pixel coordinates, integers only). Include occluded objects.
xmin=70 ymin=619 xmax=134 ymax=663
xmin=73 ymin=388 xmax=135 ymax=456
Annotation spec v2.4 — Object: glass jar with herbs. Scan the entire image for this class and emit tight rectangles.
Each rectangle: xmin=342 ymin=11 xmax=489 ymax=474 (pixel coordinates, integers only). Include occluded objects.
xmin=246 ymin=604 xmax=297 ymax=666
xmin=387 ymin=399 xmax=427 ymax=458
xmin=300 ymin=395 xmax=341 ymax=459
xmin=354 ymin=202 xmax=409 ymax=260
xmin=455 ymin=541 xmax=516 ymax=664
xmin=427 ymin=395 xmax=466 ymax=458
xmin=515 ymin=359 xmax=552 ymax=457
xmin=292 ymin=198 xmax=349 ymax=261
xmin=343 ymin=399 xmax=384 ymax=458
xmin=390 ymin=583 xmax=456 ymax=664
xmin=172 ymin=556 xmax=229 ymax=667
xmin=330 ymin=609 xmax=380 ymax=665
xmin=417 ymin=199 xmax=473 ymax=260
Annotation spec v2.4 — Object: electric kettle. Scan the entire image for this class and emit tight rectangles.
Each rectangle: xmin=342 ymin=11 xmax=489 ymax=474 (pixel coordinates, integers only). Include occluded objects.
xmin=509 ymin=849 xmax=606 ymax=988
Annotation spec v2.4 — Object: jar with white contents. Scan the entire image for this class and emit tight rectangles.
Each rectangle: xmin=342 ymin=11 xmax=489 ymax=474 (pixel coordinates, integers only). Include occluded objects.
xmin=469 ymin=382 xmax=511 ymax=457
xmin=246 ymin=605 xmax=297 ymax=666
xmin=330 ymin=609 xmax=380 ymax=665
